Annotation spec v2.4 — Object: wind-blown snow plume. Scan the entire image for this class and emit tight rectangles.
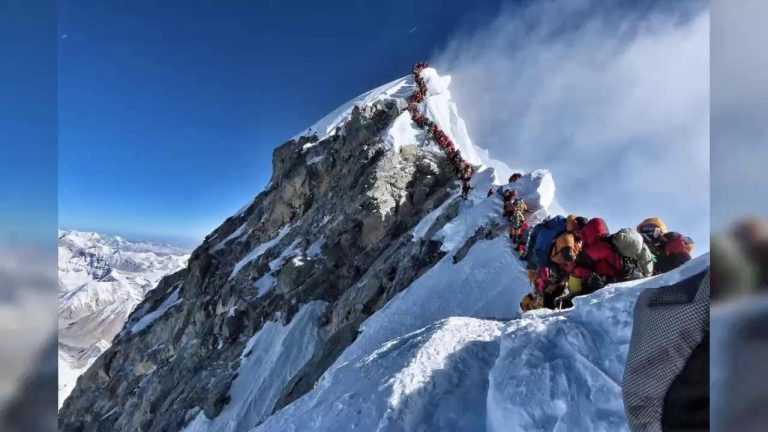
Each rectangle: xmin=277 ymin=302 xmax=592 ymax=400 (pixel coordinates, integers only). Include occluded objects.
xmin=433 ymin=0 xmax=709 ymax=250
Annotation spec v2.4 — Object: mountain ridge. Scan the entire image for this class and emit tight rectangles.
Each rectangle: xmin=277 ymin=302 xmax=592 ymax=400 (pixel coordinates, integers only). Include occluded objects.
xmin=59 ymin=66 xmax=705 ymax=432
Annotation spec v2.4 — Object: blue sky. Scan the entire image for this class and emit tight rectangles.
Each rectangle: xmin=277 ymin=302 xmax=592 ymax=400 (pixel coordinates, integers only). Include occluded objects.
xmin=0 ymin=0 xmax=57 ymax=246
xmin=58 ymin=0 xmax=710 ymax=250
xmin=58 ymin=0 xmax=508 ymax=246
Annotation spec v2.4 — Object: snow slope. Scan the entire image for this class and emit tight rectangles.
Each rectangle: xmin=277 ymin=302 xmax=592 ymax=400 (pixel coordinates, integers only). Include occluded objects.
xmin=247 ymin=68 xmax=707 ymax=431
xmin=182 ymin=301 xmax=330 ymax=432
xmin=257 ymin=317 xmax=504 ymax=432
xmin=292 ymin=76 xmax=411 ymax=144
xmin=487 ymin=254 xmax=709 ymax=432
xmin=252 ymin=154 xmax=573 ymax=431
xmin=57 ymin=230 xmax=189 ymax=408
xmin=255 ymin=250 xmax=707 ymax=432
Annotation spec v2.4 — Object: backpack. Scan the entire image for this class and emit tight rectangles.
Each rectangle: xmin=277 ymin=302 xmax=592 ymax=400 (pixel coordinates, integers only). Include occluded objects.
xmin=525 ymin=224 xmax=541 ymax=269
xmin=511 ymin=198 xmax=526 ymax=214
xmin=509 ymin=201 xmax=526 ymax=228
xmin=510 ymin=211 xmax=525 ymax=229
xmin=611 ymin=228 xmax=654 ymax=278
xmin=619 ymin=256 xmax=648 ymax=281
xmin=531 ymin=215 xmax=568 ymax=269
xmin=519 ymin=224 xmax=532 ymax=244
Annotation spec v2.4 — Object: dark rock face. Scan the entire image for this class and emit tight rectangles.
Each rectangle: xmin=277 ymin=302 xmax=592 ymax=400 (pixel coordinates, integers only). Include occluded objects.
xmin=59 ymin=99 xmax=460 ymax=432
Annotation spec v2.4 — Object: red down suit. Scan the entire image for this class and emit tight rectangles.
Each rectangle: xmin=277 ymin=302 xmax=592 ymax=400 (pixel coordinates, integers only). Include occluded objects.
xmin=570 ymin=218 xmax=623 ymax=281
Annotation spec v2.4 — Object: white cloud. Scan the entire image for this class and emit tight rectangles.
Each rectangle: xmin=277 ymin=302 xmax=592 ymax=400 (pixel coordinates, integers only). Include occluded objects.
xmin=711 ymin=0 xmax=768 ymax=228
xmin=433 ymin=0 xmax=709 ymax=250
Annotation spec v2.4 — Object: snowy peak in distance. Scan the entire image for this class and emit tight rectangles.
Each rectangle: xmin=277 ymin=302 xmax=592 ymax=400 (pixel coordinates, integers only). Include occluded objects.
xmin=58 ymin=229 xmax=191 ymax=257
xmin=58 ymin=229 xmax=190 ymax=409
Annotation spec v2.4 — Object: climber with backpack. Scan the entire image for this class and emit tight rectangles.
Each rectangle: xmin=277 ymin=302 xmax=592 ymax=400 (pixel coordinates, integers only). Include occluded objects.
xmin=656 ymin=232 xmax=694 ymax=273
xmin=568 ymin=218 xmax=624 ymax=297
xmin=519 ymin=215 xmax=569 ymax=311
xmin=461 ymin=180 xmax=473 ymax=200
xmin=611 ymin=227 xmax=655 ymax=279
xmin=461 ymin=162 xmax=474 ymax=181
xmin=448 ymin=149 xmax=462 ymax=165
xmin=502 ymin=190 xmax=517 ymax=215
xmin=516 ymin=221 xmax=531 ymax=256
xmin=506 ymin=197 xmax=528 ymax=245
xmin=549 ymin=215 xmax=588 ymax=271
xmin=502 ymin=189 xmax=516 ymax=205
xmin=509 ymin=172 xmax=522 ymax=183
xmin=527 ymin=215 xmax=568 ymax=271
xmin=459 ymin=162 xmax=474 ymax=199
xmin=522 ymin=265 xmax=569 ymax=311
xmin=547 ymin=215 xmax=587 ymax=309
xmin=637 ymin=217 xmax=694 ymax=274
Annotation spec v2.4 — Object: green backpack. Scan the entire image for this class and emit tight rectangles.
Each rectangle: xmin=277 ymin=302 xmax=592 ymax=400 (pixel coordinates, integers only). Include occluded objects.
xmin=611 ymin=228 xmax=654 ymax=278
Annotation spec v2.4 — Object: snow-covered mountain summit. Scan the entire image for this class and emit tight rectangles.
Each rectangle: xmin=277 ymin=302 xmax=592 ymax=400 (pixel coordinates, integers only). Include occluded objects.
xmin=59 ymin=68 xmax=704 ymax=432
xmin=57 ymin=229 xmax=189 ymax=408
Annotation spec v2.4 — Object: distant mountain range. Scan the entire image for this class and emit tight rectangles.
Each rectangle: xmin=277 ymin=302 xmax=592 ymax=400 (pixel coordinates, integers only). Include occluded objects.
xmin=57 ymin=229 xmax=189 ymax=408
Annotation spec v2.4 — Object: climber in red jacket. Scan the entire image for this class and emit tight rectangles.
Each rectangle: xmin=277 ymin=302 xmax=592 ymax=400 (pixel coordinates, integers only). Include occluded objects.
xmin=568 ymin=218 xmax=624 ymax=295
xmin=459 ymin=162 xmax=473 ymax=181
xmin=502 ymin=189 xmax=516 ymax=204
xmin=448 ymin=149 xmax=461 ymax=164
xmin=655 ymin=232 xmax=694 ymax=274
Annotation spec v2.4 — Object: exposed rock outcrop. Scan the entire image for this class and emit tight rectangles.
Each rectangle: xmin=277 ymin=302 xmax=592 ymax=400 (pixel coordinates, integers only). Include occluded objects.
xmin=59 ymin=96 xmax=461 ymax=432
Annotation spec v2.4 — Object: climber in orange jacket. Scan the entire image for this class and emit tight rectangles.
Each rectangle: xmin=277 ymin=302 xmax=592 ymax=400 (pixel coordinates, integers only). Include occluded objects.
xmin=549 ymin=215 xmax=588 ymax=272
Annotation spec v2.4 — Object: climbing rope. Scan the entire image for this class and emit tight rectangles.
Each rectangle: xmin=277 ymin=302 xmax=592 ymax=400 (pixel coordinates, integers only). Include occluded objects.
xmin=408 ymin=62 xmax=474 ymax=186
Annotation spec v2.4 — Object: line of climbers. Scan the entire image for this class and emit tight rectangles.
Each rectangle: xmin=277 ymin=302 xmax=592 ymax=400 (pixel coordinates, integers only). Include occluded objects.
xmin=499 ymin=173 xmax=527 ymax=255
xmin=408 ymin=62 xmax=474 ymax=199
xmin=496 ymin=184 xmax=695 ymax=311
